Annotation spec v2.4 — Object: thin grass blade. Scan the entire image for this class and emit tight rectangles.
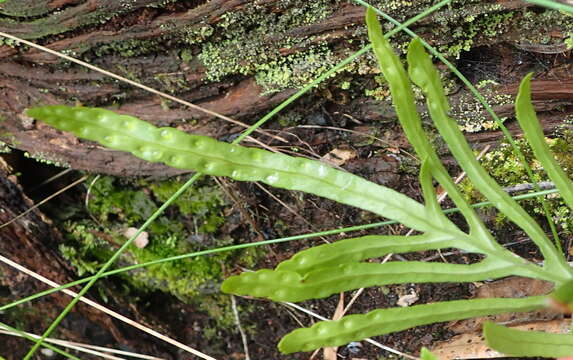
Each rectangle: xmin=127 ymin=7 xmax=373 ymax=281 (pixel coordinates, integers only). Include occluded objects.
xmin=525 ymin=0 xmax=573 ymax=14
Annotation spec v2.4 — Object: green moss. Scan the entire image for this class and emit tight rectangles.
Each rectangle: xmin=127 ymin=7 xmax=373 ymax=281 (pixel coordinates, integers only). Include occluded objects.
xmin=59 ymin=175 xmax=261 ymax=331
xmin=153 ymin=72 xmax=193 ymax=95
xmin=149 ymin=179 xmax=226 ymax=233
xmin=277 ymin=111 xmax=304 ymax=127
xmin=59 ymin=223 xmax=109 ymax=276
xmin=0 ymin=36 xmax=19 ymax=48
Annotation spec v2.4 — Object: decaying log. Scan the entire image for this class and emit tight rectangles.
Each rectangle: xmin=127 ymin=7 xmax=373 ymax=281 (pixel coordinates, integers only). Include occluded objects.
xmin=0 ymin=0 xmax=571 ymax=176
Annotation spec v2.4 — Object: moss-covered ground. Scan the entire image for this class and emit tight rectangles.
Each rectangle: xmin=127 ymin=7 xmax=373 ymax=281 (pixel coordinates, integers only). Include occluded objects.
xmin=56 ymin=175 xmax=261 ymax=332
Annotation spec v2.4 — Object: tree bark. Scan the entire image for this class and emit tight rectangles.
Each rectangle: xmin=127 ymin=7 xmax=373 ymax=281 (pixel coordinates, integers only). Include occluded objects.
xmin=0 ymin=0 xmax=571 ymax=176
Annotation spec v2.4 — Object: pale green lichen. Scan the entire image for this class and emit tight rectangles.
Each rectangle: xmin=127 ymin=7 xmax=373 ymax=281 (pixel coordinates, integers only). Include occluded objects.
xmin=200 ymin=40 xmax=339 ymax=94
xmin=364 ymin=87 xmax=390 ymax=101
xmin=0 ymin=140 xmax=11 ymax=153
xmin=197 ymin=0 xmax=338 ymax=93
xmin=368 ymin=0 xmax=570 ymax=61
xmin=180 ymin=24 xmax=215 ymax=45
xmin=255 ymin=45 xmax=339 ymax=95
xmin=369 ymin=0 xmax=431 ymax=20
xmin=452 ymin=81 xmax=513 ymax=133
xmin=24 ymin=151 xmax=69 ymax=168
xmin=476 ymin=79 xmax=499 ymax=89
xmin=362 ymin=73 xmax=389 ymax=101
xmin=565 ymin=33 xmax=573 ymax=50
xmin=437 ymin=11 xmax=514 ymax=59
xmin=94 ymin=38 xmax=163 ymax=58
xmin=461 ymin=132 xmax=573 ymax=234
xmin=517 ymin=9 xmax=573 ymax=46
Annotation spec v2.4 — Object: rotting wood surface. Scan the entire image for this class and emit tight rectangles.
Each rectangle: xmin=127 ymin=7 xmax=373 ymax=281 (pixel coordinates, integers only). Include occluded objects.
xmin=0 ymin=0 xmax=571 ymax=176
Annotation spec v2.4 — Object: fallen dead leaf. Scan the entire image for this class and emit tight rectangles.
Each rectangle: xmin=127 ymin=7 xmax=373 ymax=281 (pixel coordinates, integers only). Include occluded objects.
xmin=450 ymin=277 xmax=558 ymax=333
xmin=432 ymin=277 xmax=564 ymax=359
xmin=397 ymin=289 xmax=419 ymax=307
xmin=431 ymin=319 xmax=571 ymax=359
xmin=321 ymin=148 xmax=357 ymax=167
xmin=474 ymin=277 xmax=553 ymax=298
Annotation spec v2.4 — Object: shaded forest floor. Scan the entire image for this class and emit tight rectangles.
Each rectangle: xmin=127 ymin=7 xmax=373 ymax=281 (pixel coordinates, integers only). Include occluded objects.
xmin=0 ymin=2 xmax=573 ymax=357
